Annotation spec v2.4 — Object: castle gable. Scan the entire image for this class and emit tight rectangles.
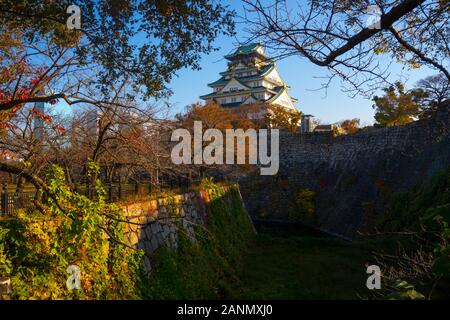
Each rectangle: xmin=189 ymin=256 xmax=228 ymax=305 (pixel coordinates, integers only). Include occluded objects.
xmin=268 ymin=88 xmax=296 ymax=109
xmin=220 ymin=78 xmax=250 ymax=93
xmin=265 ymin=67 xmax=283 ymax=85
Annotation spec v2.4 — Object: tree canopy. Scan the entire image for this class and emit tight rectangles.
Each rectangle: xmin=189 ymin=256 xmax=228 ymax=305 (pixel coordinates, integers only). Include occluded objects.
xmin=0 ymin=0 xmax=235 ymax=190
xmin=243 ymin=0 xmax=449 ymax=96
xmin=340 ymin=118 xmax=360 ymax=134
xmin=416 ymin=74 xmax=450 ymax=114
xmin=0 ymin=0 xmax=235 ymax=113
xmin=265 ymin=105 xmax=302 ymax=132
xmin=372 ymin=82 xmax=426 ymax=127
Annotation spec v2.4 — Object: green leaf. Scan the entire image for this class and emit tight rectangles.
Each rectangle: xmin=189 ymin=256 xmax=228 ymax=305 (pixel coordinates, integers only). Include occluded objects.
xmin=394 ymin=279 xmax=415 ymax=290
xmin=424 ymin=204 xmax=450 ymax=225
xmin=388 ymin=280 xmax=426 ymax=300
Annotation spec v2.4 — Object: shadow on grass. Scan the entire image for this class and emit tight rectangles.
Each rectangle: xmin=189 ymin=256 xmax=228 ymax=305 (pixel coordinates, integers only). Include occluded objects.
xmin=229 ymin=231 xmax=388 ymax=300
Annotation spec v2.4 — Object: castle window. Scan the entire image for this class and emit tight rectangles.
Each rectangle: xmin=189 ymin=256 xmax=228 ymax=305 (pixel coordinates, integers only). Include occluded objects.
xmin=231 ymin=97 xmax=237 ymax=103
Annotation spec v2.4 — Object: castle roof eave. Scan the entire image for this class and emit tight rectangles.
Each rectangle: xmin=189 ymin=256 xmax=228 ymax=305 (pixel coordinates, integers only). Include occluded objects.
xmin=207 ymin=78 xmax=228 ymax=87
xmin=224 ymin=43 xmax=266 ymax=60
xmin=200 ymin=86 xmax=279 ymax=100
xmin=207 ymin=64 xmax=277 ymax=87
xmin=220 ymin=66 xmax=258 ymax=76
xmin=266 ymin=86 xmax=287 ymax=104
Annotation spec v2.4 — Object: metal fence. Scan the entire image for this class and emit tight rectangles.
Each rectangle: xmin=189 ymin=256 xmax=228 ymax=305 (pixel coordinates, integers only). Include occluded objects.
xmin=0 ymin=178 xmax=200 ymax=216
xmin=0 ymin=186 xmax=36 ymax=216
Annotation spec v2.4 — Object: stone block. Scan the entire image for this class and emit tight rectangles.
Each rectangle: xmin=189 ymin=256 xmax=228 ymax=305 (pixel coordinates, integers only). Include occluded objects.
xmin=150 ymin=236 xmax=159 ymax=253
xmin=142 ymin=256 xmax=152 ymax=275
xmin=128 ymin=231 xmax=139 ymax=247
xmin=156 ymin=233 xmax=164 ymax=246
xmin=150 ymin=222 xmax=159 ymax=234
xmin=144 ymin=226 xmax=153 ymax=240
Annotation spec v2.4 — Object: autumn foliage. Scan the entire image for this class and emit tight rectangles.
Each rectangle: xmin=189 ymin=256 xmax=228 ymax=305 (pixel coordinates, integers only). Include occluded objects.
xmin=340 ymin=118 xmax=360 ymax=135
xmin=264 ymin=105 xmax=302 ymax=132
xmin=373 ymin=82 xmax=426 ymax=127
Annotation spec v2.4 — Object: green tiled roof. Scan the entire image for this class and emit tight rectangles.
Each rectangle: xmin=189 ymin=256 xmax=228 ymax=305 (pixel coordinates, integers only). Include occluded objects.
xmin=266 ymin=86 xmax=286 ymax=103
xmin=220 ymin=66 xmax=257 ymax=76
xmin=257 ymin=64 xmax=275 ymax=77
xmin=225 ymin=43 xmax=262 ymax=59
xmin=208 ymin=64 xmax=276 ymax=87
xmin=207 ymin=78 xmax=228 ymax=86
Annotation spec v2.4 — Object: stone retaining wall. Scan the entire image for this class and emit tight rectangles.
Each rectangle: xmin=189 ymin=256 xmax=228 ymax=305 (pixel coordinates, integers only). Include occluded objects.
xmin=120 ymin=185 xmax=247 ymax=273
xmin=241 ymin=102 xmax=450 ymax=238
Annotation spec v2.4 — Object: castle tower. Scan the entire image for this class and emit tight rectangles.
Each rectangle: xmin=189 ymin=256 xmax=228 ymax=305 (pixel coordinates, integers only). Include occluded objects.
xmin=200 ymin=43 xmax=297 ymax=117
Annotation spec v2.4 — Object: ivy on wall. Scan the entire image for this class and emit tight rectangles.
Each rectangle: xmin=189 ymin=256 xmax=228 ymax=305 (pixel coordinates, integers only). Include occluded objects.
xmin=138 ymin=182 xmax=255 ymax=299
xmin=0 ymin=166 xmax=254 ymax=300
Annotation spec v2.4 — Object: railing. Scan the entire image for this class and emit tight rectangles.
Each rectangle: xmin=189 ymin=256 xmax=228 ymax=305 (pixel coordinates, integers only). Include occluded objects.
xmin=0 ymin=178 xmax=200 ymax=216
xmin=0 ymin=185 xmax=37 ymax=216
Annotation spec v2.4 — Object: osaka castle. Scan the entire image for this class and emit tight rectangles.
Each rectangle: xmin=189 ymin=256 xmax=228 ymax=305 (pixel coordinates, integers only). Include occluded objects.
xmin=200 ymin=43 xmax=298 ymax=116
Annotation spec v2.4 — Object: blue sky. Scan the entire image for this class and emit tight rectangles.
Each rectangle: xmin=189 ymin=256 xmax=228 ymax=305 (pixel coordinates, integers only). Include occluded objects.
xmin=52 ymin=0 xmax=438 ymax=126
xmin=164 ymin=0 xmax=437 ymax=125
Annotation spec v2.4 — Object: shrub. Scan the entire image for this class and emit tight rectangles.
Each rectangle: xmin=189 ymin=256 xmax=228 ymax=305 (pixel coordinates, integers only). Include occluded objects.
xmin=288 ymin=189 xmax=316 ymax=222
xmin=0 ymin=163 xmax=144 ymax=299
xmin=374 ymin=167 xmax=450 ymax=299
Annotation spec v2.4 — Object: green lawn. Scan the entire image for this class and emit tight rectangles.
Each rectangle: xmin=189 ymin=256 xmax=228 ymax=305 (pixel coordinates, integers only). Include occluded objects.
xmin=230 ymin=233 xmax=379 ymax=300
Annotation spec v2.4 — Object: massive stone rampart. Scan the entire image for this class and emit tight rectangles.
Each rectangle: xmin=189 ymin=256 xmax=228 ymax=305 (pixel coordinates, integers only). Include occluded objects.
xmin=241 ymin=102 xmax=450 ymax=238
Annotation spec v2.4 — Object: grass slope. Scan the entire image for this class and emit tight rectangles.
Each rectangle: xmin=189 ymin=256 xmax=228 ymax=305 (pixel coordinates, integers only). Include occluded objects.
xmin=231 ymin=234 xmax=379 ymax=300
